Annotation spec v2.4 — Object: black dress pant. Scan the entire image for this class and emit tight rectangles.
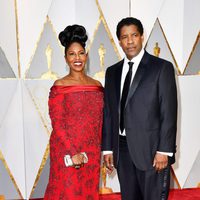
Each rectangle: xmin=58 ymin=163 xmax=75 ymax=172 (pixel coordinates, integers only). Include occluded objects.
xmin=117 ymin=136 xmax=170 ymax=200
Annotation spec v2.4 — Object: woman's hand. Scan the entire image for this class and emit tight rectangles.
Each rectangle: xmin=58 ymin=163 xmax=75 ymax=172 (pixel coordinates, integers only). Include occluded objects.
xmin=71 ymin=153 xmax=85 ymax=168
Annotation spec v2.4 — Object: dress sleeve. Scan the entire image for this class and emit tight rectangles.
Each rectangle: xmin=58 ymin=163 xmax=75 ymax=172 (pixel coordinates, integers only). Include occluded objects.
xmin=49 ymin=92 xmax=64 ymax=131
xmin=48 ymin=90 xmax=76 ymax=156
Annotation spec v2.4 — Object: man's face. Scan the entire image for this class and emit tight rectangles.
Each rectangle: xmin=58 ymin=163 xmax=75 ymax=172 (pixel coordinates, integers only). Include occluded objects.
xmin=119 ymin=24 xmax=144 ymax=60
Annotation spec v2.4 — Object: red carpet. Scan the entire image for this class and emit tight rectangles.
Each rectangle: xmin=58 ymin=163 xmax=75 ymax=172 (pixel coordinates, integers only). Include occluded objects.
xmin=100 ymin=193 xmax=121 ymax=199
xmin=99 ymin=189 xmax=200 ymax=199
xmin=31 ymin=188 xmax=200 ymax=200
xmin=168 ymin=188 xmax=200 ymax=200
xmin=100 ymin=189 xmax=200 ymax=199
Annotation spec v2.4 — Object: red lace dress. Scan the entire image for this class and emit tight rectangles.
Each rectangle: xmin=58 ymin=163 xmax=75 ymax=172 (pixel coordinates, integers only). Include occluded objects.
xmin=44 ymin=85 xmax=104 ymax=200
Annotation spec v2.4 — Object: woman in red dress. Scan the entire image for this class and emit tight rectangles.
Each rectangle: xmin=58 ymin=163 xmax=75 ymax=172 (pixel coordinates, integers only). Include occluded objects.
xmin=44 ymin=25 xmax=103 ymax=200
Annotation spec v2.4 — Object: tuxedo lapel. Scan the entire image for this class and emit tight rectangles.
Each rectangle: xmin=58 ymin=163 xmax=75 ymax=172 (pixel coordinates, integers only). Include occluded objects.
xmin=125 ymin=52 xmax=149 ymax=108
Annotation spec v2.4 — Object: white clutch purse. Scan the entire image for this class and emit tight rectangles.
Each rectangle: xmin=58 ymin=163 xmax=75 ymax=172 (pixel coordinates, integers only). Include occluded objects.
xmin=64 ymin=152 xmax=88 ymax=167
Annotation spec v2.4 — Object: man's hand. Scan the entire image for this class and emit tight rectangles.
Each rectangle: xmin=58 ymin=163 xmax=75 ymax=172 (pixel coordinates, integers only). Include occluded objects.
xmin=103 ymin=154 xmax=114 ymax=174
xmin=153 ymin=153 xmax=168 ymax=172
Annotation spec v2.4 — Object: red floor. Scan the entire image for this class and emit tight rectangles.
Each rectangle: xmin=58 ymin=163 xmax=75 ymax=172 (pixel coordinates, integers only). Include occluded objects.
xmin=168 ymin=188 xmax=200 ymax=200
xmin=100 ymin=189 xmax=200 ymax=199
xmin=30 ymin=188 xmax=200 ymax=200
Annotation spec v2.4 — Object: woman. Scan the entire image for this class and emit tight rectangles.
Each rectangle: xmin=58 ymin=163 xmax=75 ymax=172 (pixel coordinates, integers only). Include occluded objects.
xmin=44 ymin=25 xmax=103 ymax=200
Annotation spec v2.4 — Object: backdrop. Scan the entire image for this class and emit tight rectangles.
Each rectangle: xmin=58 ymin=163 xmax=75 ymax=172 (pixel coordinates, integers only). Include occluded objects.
xmin=0 ymin=0 xmax=200 ymax=199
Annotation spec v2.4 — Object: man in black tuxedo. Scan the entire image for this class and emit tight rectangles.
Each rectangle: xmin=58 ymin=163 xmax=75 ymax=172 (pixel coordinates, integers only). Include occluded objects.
xmin=102 ymin=17 xmax=177 ymax=200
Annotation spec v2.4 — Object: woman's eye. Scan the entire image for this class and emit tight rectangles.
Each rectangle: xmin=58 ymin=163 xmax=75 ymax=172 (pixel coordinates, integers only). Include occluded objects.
xmin=69 ymin=52 xmax=75 ymax=56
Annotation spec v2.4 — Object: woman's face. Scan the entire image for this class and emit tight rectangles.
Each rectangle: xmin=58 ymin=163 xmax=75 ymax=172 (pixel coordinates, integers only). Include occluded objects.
xmin=65 ymin=42 xmax=87 ymax=72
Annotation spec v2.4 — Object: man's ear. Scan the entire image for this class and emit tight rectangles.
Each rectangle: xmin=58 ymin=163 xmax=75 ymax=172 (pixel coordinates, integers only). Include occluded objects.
xmin=141 ymin=35 xmax=144 ymax=43
xmin=119 ymin=40 xmax=122 ymax=47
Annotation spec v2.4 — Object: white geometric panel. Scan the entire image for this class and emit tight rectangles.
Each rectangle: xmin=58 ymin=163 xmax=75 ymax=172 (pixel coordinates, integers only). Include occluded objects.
xmin=184 ymin=150 xmax=200 ymax=188
xmin=158 ymin=0 xmax=184 ymax=72
xmin=0 ymin=0 xmax=18 ymax=77
xmin=48 ymin=0 xmax=76 ymax=35
xmin=0 ymin=47 xmax=16 ymax=78
xmin=17 ymin=0 xmax=53 ymax=77
xmin=88 ymin=20 xmax=119 ymax=85
xmin=104 ymin=170 xmax=120 ymax=192
xmin=98 ymin=0 xmax=129 ymax=57
xmin=24 ymin=80 xmax=54 ymax=133
xmin=0 ymin=80 xmax=18 ymax=126
xmin=0 ymin=152 xmax=22 ymax=199
xmin=30 ymin=154 xmax=50 ymax=199
xmin=0 ymin=80 xmax=26 ymax=198
xmin=49 ymin=0 xmax=100 ymax=52
xmin=184 ymin=33 xmax=200 ymax=75
xmin=25 ymin=17 xmax=67 ymax=79
xmin=174 ymin=76 xmax=200 ymax=188
xmin=22 ymin=81 xmax=49 ymax=198
xmin=130 ymin=0 xmax=165 ymax=44
xmin=182 ymin=0 xmax=200 ymax=71
xmin=75 ymin=0 xmax=100 ymax=41
xmin=170 ymin=168 xmax=180 ymax=189
xmin=145 ymin=19 xmax=180 ymax=74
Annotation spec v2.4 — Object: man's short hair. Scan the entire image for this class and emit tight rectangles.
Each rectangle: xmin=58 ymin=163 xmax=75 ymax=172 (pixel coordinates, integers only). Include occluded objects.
xmin=116 ymin=17 xmax=144 ymax=40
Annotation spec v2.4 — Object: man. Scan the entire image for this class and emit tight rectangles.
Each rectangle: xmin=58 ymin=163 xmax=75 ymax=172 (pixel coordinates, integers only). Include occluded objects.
xmin=102 ymin=17 xmax=177 ymax=200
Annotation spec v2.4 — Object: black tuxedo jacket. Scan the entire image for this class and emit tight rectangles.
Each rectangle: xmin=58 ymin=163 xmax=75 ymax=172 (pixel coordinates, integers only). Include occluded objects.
xmin=102 ymin=51 xmax=177 ymax=171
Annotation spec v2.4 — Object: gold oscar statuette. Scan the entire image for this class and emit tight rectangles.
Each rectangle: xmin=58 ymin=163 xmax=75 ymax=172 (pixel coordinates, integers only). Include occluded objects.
xmin=0 ymin=195 xmax=5 ymax=200
xmin=197 ymin=182 xmax=200 ymax=187
xmin=99 ymin=163 xmax=113 ymax=194
xmin=0 ymin=153 xmax=3 ymax=199
xmin=41 ymin=44 xmax=58 ymax=80
xmin=198 ymin=71 xmax=200 ymax=75
xmin=94 ymin=43 xmax=106 ymax=79
xmin=0 ymin=162 xmax=4 ymax=200
xmin=153 ymin=42 xmax=160 ymax=57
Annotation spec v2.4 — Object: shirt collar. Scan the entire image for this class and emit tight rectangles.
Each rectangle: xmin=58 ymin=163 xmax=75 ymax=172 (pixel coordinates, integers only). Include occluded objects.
xmin=124 ymin=49 xmax=145 ymax=65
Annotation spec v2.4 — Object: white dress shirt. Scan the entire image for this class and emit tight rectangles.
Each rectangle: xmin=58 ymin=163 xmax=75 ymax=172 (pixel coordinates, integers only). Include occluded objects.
xmin=120 ymin=49 xmax=144 ymax=136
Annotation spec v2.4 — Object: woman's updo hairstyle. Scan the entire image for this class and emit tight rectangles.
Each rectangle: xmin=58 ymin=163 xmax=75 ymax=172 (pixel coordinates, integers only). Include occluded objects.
xmin=59 ymin=24 xmax=88 ymax=53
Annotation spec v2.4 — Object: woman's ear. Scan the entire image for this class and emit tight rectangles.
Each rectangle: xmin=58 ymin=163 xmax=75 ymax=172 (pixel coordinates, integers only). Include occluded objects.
xmin=85 ymin=52 xmax=88 ymax=60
